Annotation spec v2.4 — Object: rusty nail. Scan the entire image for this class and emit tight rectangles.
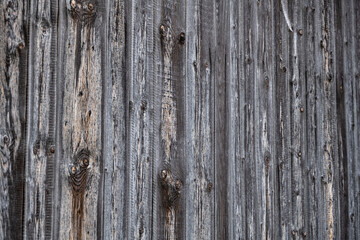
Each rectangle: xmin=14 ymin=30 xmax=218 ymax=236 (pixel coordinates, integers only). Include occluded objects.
xmin=300 ymin=107 xmax=304 ymax=112
xmin=50 ymin=146 xmax=55 ymax=154
xmin=161 ymin=169 xmax=167 ymax=179
xmin=88 ymin=3 xmax=93 ymax=10
xmin=71 ymin=0 xmax=76 ymax=8
xmin=298 ymin=29 xmax=303 ymax=35
xmin=3 ymin=135 xmax=9 ymax=144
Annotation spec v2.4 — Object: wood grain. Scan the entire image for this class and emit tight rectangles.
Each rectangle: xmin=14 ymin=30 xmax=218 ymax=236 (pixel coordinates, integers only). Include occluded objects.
xmin=0 ymin=0 xmax=359 ymax=239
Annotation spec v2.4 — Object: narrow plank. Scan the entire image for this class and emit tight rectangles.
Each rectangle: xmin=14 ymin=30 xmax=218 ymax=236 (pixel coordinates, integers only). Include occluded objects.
xmin=125 ymin=0 xmax=156 ymax=238
xmin=155 ymin=0 xmax=187 ymax=238
xmin=214 ymin=0 xmax=229 ymax=239
xmin=184 ymin=0 xmax=215 ymax=239
xmin=231 ymin=0 xmax=247 ymax=238
xmin=341 ymin=0 xmax=360 ymax=238
xmin=275 ymin=0 xmax=293 ymax=238
xmin=304 ymin=1 xmax=319 ymax=238
xmin=58 ymin=1 xmax=105 ymax=239
xmin=0 ymin=1 xmax=28 ymax=239
xmin=333 ymin=1 xmax=349 ymax=239
xmin=290 ymin=0 xmax=306 ymax=238
xmin=102 ymin=0 xmax=127 ymax=239
xmin=23 ymin=0 xmax=59 ymax=238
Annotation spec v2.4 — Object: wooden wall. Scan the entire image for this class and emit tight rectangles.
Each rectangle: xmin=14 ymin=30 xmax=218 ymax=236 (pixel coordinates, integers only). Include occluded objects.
xmin=0 ymin=0 xmax=359 ymax=239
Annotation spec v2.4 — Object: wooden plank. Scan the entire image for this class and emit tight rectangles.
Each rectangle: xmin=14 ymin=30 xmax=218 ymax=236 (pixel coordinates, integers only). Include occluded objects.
xmin=125 ymin=0 xmax=156 ymax=238
xmin=0 ymin=1 xmax=360 ymax=239
xmin=101 ymin=0 xmax=127 ymax=239
xmin=155 ymin=0 xmax=186 ymax=239
xmin=22 ymin=0 xmax=59 ymax=238
xmin=183 ymin=1 xmax=215 ymax=239
xmin=0 ymin=1 xmax=28 ymax=239
xmin=214 ymin=0 xmax=229 ymax=239
xmin=57 ymin=1 xmax=105 ymax=239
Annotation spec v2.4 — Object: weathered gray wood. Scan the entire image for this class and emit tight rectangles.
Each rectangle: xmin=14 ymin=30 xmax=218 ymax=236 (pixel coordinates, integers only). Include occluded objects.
xmin=1 ymin=0 xmax=360 ymax=239
xmin=0 ymin=1 xmax=28 ymax=239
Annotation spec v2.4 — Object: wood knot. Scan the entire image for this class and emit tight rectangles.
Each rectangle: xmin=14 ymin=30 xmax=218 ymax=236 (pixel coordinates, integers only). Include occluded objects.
xmin=160 ymin=25 xmax=166 ymax=37
xmin=69 ymin=149 xmax=90 ymax=194
xmin=159 ymin=168 xmax=182 ymax=209
xmin=179 ymin=32 xmax=185 ymax=44
xmin=69 ymin=0 xmax=96 ymax=24
xmin=3 ymin=135 xmax=9 ymax=145
xmin=207 ymin=182 xmax=212 ymax=192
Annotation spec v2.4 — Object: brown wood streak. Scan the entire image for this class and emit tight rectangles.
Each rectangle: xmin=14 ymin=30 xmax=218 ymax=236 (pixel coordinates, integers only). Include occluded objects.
xmin=67 ymin=1 xmax=96 ymax=239
xmin=159 ymin=168 xmax=182 ymax=240
xmin=69 ymin=151 xmax=89 ymax=240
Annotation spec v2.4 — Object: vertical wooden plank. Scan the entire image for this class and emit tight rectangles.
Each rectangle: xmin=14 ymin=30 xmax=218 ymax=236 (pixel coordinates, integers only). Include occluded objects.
xmin=353 ymin=1 xmax=360 ymax=238
xmin=275 ymin=0 xmax=293 ymax=238
xmin=341 ymin=0 xmax=360 ymax=238
xmin=214 ymin=0 xmax=229 ymax=239
xmin=125 ymin=0 xmax=156 ymax=238
xmin=57 ymin=0 xmax=104 ymax=239
xmin=290 ymin=0 xmax=306 ymax=238
xmin=101 ymin=0 xmax=127 ymax=239
xmin=23 ymin=0 xmax=59 ymax=238
xmin=231 ymin=0 xmax=247 ymax=238
xmin=155 ymin=0 xmax=186 ymax=238
xmin=184 ymin=0 xmax=215 ymax=239
xmin=333 ymin=1 xmax=349 ymax=238
xmin=0 ymin=0 xmax=28 ymax=239
xmin=304 ymin=1 xmax=319 ymax=238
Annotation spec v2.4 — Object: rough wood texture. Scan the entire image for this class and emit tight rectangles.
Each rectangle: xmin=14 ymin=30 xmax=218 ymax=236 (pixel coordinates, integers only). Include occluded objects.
xmin=1 ymin=0 xmax=359 ymax=239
